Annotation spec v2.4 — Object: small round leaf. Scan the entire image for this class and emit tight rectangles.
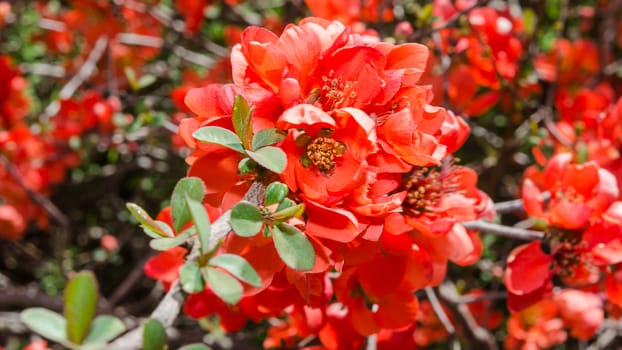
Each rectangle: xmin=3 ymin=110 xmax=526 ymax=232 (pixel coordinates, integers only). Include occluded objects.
xmin=209 ymin=254 xmax=261 ymax=287
xmin=230 ymin=203 xmax=263 ymax=237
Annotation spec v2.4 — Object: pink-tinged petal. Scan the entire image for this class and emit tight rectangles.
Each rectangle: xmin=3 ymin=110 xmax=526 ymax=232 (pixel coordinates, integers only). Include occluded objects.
xmin=433 ymin=224 xmax=482 ymax=265
xmin=279 ymin=78 xmax=303 ymax=108
xmin=521 ymin=178 xmax=545 ymax=218
xmin=604 ymin=201 xmax=622 ymax=224
xmin=588 ymin=168 xmax=620 ymax=213
xmin=549 ymin=200 xmax=592 ymax=229
xmin=277 ymin=104 xmax=335 ymax=131
xmin=304 ymin=199 xmax=360 ymax=242
xmin=593 ymin=239 xmax=622 ymax=265
xmin=505 ymin=241 xmax=553 ymax=295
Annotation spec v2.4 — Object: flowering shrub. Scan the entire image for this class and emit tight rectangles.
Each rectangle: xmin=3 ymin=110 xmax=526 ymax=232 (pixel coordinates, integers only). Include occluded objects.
xmin=2 ymin=0 xmax=622 ymax=349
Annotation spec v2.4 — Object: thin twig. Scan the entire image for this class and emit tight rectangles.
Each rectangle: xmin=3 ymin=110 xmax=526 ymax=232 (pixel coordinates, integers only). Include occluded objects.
xmin=462 ymin=220 xmax=543 ymax=241
xmin=408 ymin=0 xmax=488 ymax=41
xmin=42 ymin=36 xmax=109 ymax=119
xmin=437 ymin=282 xmax=498 ymax=350
xmin=424 ymin=287 xmax=461 ymax=350
xmin=0 ymin=154 xmax=69 ymax=230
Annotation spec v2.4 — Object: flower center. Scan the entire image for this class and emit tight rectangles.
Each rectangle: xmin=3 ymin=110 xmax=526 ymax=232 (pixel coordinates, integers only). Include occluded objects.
xmin=402 ymin=166 xmax=458 ymax=216
xmin=304 ymin=136 xmax=345 ymax=173
xmin=320 ymin=70 xmax=357 ymax=110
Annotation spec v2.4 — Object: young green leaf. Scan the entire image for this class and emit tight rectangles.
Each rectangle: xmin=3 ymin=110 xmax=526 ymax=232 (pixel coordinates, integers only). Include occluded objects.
xmin=209 ymin=254 xmax=261 ymax=287
xmin=252 ymin=128 xmax=285 ymax=150
xmin=180 ymin=261 xmax=205 ymax=294
xmin=238 ymin=157 xmax=255 ymax=173
xmin=20 ymin=308 xmax=67 ymax=343
xmin=126 ymin=203 xmax=171 ymax=238
xmin=230 ymin=202 xmax=264 ymax=237
xmin=246 ymin=146 xmax=287 ymax=174
xmin=143 ymin=319 xmax=167 ymax=350
xmin=83 ymin=315 xmax=126 ymax=344
xmin=192 ymin=126 xmax=244 ymax=153
xmin=171 ymin=177 xmax=206 ymax=232
xmin=264 ymin=181 xmax=289 ymax=206
xmin=149 ymin=229 xmax=194 ymax=251
xmin=270 ymin=203 xmax=305 ymax=223
xmin=65 ymin=271 xmax=98 ymax=344
xmin=231 ymin=94 xmax=253 ymax=150
xmin=203 ymin=267 xmax=243 ymax=305
xmin=272 ymin=224 xmax=316 ymax=271
xmin=178 ymin=344 xmax=212 ymax=350
xmin=185 ymin=193 xmax=211 ymax=255
xmin=276 ymin=198 xmax=296 ymax=211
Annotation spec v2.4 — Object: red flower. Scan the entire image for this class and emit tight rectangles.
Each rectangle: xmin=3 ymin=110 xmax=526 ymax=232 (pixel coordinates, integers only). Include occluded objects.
xmin=278 ymin=104 xmax=375 ymax=206
xmin=144 ymin=246 xmax=188 ymax=291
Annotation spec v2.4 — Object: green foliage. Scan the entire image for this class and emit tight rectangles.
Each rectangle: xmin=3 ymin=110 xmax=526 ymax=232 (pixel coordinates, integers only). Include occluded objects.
xmin=143 ymin=319 xmax=167 ymax=350
xmin=203 ymin=267 xmax=244 ymax=305
xmin=64 ymin=271 xmax=98 ymax=344
xmin=171 ymin=177 xmax=206 ymax=232
xmin=21 ymin=272 xmax=125 ymax=348
xmin=230 ymin=202 xmax=264 ymax=237
xmin=272 ymin=223 xmax=316 ymax=271
xmin=209 ymin=254 xmax=261 ymax=288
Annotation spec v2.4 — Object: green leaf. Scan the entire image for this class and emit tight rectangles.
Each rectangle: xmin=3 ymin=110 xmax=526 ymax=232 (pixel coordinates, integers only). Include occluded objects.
xmin=238 ymin=158 xmax=255 ymax=173
xmin=264 ymin=181 xmax=289 ymax=206
xmin=137 ymin=75 xmax=157 ymax=89
xmin=231 ymin=94 xmax=253 ymax=150
xmin=203 ymin=267 xmax=243 ymax=305
xmin=149 ymin=229 xmax=193 ymax=251
xmin=185 ymin=193 xmax=211 ymax=255
xmin=171 ymin=177 xmax=206 ymax=232
xmin=276 ymin=198 xmax=295 ymax=211
xmin=143 ymin=319 xmax=167 ymax=350
xmin=127 ymin=203 xmax=171 ymax=238
xmin=20 ymin=308 xmax=67 ymax=343
xmin=272 ymin=224 xmax=315 ymax=271
xmin=65 ymin=271 xmax=98 ymax=344
xmin=252 ymin=128 xmax=285 ymax=150
xmin=180 ymin=261 xmax=205 ymax=294
xmin=246 ymin=146 xmax=287 ymax=174
xmin=178 ymin=344 xmax=212 ymax=350
xmin=192 ymin=126 xmax=244 ymax=153
xmin=209 ymin=254 xmax=261 ymax=287
xmin=230 ymin=203 xmax=264 ymax=237
xmin=270 ymin=203 xmax=305 ymax=223
xmin=83 ymin=315 xmax=126 ymax=344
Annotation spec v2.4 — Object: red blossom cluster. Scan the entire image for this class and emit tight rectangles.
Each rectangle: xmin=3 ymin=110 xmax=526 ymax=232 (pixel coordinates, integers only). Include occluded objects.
xmin=0 ymin=56 xmax=120 ymax=239
xmin=502 ymin=35 xmax=622 ymax=346
xmin=35 ymin=0 xmax=162 ymax=81
xmin=145 ymin=17 xmax=495 ymax=347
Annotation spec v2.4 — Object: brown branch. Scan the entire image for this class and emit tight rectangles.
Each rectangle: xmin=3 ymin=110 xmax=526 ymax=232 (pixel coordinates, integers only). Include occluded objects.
xmin=437 ymin=282 xmax=498 ymax=350
xmin=109 ymin=182 xmax=265 ymax=349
